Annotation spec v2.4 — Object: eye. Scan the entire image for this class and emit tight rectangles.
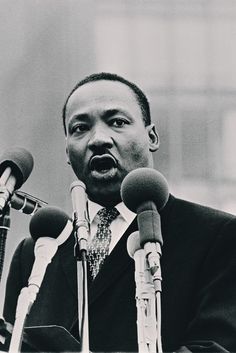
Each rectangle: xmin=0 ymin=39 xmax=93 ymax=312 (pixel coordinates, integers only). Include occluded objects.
xmin=71 ymin=123 xmax=89 ymax=134
xmin=110 ymin=118 xmax=128 ymax=128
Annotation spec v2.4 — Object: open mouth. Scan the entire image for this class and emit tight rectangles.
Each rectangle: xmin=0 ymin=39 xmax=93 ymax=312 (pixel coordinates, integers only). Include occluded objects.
xmin=90 ymin=154 xmax=117 ymax=174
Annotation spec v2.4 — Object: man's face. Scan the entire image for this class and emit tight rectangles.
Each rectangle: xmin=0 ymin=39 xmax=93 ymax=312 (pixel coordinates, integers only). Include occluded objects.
xmin=65 ymin=80 xmax=159 ymax=206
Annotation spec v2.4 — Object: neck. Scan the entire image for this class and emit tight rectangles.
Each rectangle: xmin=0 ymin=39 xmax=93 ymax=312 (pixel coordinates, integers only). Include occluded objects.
xmin=88 ymin=193 xmax=121 ymax=208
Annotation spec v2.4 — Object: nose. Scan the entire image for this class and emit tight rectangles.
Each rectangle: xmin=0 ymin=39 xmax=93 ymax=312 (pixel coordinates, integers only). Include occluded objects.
xmin=88 ymin=123 xmax=113 ymax=151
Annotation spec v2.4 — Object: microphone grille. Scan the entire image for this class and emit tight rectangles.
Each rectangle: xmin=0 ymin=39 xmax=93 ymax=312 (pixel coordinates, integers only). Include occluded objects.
xmin=127 ymin=231 xmax=141 ymax=258
xmin=121 ymin=168 xmax=169 ymax=213
xmin=70 ymin=180 xmax=86 ymax=192
xmin=0 ymin=147 xmax=34 ymax=189
xmin=29 ymin=206 xmax=70 ymax=241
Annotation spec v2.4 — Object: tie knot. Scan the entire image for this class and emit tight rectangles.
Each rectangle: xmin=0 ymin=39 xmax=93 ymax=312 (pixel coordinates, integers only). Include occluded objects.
xmin=97 ymin=207 xmax=119 ymax=226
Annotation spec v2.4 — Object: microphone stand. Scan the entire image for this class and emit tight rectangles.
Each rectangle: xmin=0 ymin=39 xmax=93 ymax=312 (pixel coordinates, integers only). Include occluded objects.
xmin=145 ymin=242 xmax=163 ymax=353
xmin=8 ymin=287 xmax=36 ymax=353
xmin=0 ymin=205 xmax=10 ymax=283
xmin=137 ymin=253 xmax=157 ymax=353
xmin=130 ymin=231 xmax=157 ymax=353
xmin=0 ymin=166 xmax=13 ymax=283
xmin=73 ymin=214 xmax=90 ymax=353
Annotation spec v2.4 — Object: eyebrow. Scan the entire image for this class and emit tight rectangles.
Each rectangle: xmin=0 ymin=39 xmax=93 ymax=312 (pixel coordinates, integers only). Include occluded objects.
xmin=69 ymin=108 xmax=132 ymax=123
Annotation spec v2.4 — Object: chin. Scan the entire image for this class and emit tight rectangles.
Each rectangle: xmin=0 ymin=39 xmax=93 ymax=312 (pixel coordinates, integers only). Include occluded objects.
xmin=87 ymin=183 xmax=121 ymax=207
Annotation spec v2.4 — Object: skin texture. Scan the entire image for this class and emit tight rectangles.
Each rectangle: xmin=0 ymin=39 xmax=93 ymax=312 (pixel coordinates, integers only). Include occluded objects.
xmin=65 ymin=80 xmax=159 ymax=207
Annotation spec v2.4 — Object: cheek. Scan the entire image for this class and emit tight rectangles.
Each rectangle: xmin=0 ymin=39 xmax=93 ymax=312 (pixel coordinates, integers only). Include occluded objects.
xmin=121 ymin=139 xmax=149 ymax=165
xmin=66 ymin=142 xmax=84 ymax=167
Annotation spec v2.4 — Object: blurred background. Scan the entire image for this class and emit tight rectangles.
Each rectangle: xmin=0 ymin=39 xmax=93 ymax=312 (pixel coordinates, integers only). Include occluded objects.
xmin=1 ymin=0 xmax=236 ymax=313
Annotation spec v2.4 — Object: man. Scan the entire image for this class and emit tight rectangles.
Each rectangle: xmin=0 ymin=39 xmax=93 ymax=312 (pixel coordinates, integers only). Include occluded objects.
xmin=3 ymin=72 xmax=236 ymax=352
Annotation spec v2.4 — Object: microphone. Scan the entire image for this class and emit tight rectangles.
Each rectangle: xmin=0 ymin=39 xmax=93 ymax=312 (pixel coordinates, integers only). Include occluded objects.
xmin=28 ymin=205 xmax=72 ymax=291
xmin=70 ymin=181 xmax=90 ymax=351
xmin=70 ymin=180 xmax=90 ymax=252
xmin=27 ymin=206 xmax=73 ymax=301
xmin=121 ymin=168 xmax=169 ymax=281
xmin=9 ymin=206 xmax=73 ymax=353
xmin=10 ymin=190 xmax=47 ymax=215
xmin=122 ymin=168 xmax=168 ymax=353
xmin=0 ymin=147 xmax=34 ymax=214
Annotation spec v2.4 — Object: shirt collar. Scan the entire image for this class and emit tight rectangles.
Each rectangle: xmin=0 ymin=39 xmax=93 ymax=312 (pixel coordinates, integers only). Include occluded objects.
xmin=87 ymin=199 xmax=136 ymax=224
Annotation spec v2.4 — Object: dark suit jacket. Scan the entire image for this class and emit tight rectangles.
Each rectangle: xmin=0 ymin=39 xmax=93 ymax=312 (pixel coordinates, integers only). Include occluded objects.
xmin=3 ymin=195 xmax=236 ymax=352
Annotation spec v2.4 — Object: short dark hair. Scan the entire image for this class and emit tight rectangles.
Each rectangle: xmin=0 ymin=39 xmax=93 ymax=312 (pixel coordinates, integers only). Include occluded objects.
xmin=62 ymin=72 xmax=151 ymax=134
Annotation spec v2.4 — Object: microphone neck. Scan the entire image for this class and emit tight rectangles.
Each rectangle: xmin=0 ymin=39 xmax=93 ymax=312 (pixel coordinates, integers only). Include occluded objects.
xmin=137 ymin=201 xmax=157 ymax=213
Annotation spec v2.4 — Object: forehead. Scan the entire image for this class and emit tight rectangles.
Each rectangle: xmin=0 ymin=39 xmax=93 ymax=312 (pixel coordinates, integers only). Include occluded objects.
xmin=66 ymin=80 xmax=142 ymax=120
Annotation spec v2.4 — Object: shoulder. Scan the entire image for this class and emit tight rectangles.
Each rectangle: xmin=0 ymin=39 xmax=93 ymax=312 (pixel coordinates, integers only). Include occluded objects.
xmin=13 ymin=236 xmax=35 ymax=258
xmin=162 ymin=194 xmax=236 ymax=241
xmin=10 ymin=236 xmax=35 ymax=281
xmin=168 ymin=194 xmax=235 ymax=222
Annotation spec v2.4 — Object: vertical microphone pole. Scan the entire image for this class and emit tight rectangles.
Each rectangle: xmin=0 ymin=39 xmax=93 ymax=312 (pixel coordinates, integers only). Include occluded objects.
xmin=70 ymin=181 xmax=90 ymax=353
xmin=0 ymin=167 xmax=13 ymax=283
xmin=8 ymin=287 xmax=36 ymax=353
xmin=73 ymin=218 xmax=90 ymax=353
xmin=0 ymin=205 xmax=10 ymax=283
xmin=139 ymin=209 xmax=163 ymax=353
xmin=143 ymin=241 xmax=163 ymax=353
xmin=0 ymin=166 xmax=14 ymax=283
xmin=127 ymin=231 xmax=157 ymax=353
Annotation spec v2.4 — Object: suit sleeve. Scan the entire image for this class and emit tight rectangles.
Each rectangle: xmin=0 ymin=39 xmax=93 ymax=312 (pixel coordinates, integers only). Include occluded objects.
xmin=3 ymin=237 xmax=34 ymax=325
xmin=181 ymin=217 xmax=236 ymax=352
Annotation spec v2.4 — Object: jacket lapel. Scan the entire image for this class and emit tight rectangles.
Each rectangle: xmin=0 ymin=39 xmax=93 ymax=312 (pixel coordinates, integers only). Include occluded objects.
xmin=88 ymin=218 xmax=138 ymax=305
xmin=58 ymin=219 xmax=138 ymax=304
xmin=59 ymin=233 xmax=78 ymax=298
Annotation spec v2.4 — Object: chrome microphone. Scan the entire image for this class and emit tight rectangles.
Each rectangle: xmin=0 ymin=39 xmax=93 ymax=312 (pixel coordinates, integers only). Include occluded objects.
xmin=70 ymin=180 xmax=90 ymax=252
xmin=70 ymin=181 xmax=90 ymax=352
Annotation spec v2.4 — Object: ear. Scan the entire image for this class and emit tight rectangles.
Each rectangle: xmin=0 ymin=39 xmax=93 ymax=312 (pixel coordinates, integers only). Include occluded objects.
xmin=146 ymin=124 xmax=160 ymax=152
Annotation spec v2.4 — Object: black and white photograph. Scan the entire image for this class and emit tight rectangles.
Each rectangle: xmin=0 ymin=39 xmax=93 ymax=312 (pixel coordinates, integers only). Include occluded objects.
xmin=0 ymin=1 xmax=236 ymax=352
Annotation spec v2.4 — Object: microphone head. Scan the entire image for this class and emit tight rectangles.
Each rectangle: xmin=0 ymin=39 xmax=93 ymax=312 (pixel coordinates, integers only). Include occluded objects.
xmin=29 ymin=206 xmax=70 ymax=241
xmin=0 ymin=147 xmax=34 ymax=189
xmin=127 ymin=231 xmax=141 ymax=258
xmin=121 ymin=168 xmax=169 ymax=213
xmin=70 ymin=180 xmax=86 ymax=193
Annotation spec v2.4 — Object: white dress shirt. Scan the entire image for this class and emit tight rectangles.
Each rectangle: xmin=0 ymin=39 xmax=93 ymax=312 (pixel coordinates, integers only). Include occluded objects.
xmin=88 ymin=200 xmax=136 ymax=254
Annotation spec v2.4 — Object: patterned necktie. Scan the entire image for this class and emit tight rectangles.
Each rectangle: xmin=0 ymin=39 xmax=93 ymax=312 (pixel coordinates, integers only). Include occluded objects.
xmin=87 ymin=207 xmax=119 ymax=279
